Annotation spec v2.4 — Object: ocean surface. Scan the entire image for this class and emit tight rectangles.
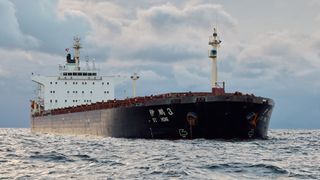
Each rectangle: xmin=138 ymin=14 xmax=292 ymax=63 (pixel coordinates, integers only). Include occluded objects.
xmin=0 ymin=129 xmax=319 ymax=179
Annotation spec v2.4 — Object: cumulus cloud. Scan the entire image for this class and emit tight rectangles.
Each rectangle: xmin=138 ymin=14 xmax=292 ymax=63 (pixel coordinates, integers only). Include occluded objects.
xmin=10 ymin=0 xmax=91 ymax=54
xmin=113 ymin=3 xmax=237 ymax=62
xmin=1 ymin=0 xmax=320 ymax=128
xmin=0 ymin=48 xmax=64 ymax=83
xmin=0 ymin=0 xmax=39 ymax=49
xmin=0 ymin=66 xmax=10 ymax=78
xmin=52 ymin=0 xmax=320 ymax=94
xmin=55 ymin=0 xmax=238 ymax=93
xmin=232 ymin=31 xmax=319 ymax=81
xmin=222 ymin=31 xmax=320 ymax=93
xmin=172 ymin=63 xmax=209 ymax=89
xmin=139 ymin=70 xmax=166 ymax=81
xmin=57 ymin=1 xmax=237 ymax=63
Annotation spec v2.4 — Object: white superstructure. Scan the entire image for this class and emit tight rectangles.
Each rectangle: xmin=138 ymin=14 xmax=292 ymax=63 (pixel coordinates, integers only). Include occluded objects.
xmin=31 ymin=37 xmax=115 ymax=111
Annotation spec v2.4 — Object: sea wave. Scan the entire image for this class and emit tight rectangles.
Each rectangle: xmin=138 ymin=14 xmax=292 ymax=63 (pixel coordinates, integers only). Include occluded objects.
xmin=0 ymin=128 xmax=319 ymax=179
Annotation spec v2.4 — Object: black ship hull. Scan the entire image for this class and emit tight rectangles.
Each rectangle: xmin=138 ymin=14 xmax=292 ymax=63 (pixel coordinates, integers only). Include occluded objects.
xmin=31 ymin=94 xmax=274 ymax=139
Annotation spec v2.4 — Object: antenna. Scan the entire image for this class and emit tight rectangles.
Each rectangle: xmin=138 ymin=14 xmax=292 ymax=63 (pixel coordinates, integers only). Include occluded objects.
xmin=130 ymin=73 xmax=140 ymax=97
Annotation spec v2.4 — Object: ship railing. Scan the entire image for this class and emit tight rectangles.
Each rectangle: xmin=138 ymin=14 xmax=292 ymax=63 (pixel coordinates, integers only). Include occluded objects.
xmin=39 ymin=91 xmax=221 ymax=116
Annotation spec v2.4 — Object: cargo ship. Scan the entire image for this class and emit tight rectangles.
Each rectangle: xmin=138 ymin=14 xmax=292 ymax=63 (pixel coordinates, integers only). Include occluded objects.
xmin=31 ymin=28 xmax=274 ymax=139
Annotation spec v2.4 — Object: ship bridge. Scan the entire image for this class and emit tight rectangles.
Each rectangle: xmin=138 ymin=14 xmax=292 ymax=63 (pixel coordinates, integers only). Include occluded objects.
xmin=31 ymin=37 xmax=116 ymax=111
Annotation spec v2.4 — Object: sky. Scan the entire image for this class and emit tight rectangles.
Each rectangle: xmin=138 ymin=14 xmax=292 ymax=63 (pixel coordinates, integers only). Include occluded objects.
xmin=0 ymin=0 xmax=319 ymax=128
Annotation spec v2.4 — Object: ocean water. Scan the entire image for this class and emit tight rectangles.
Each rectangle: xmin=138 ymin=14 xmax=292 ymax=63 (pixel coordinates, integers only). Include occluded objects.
xmin=0 ymin=129 xmax=319 ymax=179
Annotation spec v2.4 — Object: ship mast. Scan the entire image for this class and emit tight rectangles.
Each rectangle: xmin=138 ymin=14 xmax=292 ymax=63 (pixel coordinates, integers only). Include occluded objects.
xmin=73 ymin=36 xmax=82 ymax=70
xmin=208 ymin=28 xmax=222 ymax=89
xmin=130 ymin=73 xmax=139 ymax=97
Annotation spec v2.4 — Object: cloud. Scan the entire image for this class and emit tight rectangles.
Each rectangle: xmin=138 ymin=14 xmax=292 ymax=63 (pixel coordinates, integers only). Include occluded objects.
xmin=9 ymin=0 xmax=91 ymax=54
xmin=56 ymin=0 xmax=320 ymax=94
xmin=0 ymin=66 xmax=9 ymax=78
xmin=0 ymin=48 xmax=64 ymax=84
xmin=57 ymin=0 xmax=128 ymax=48
xmin=112 ymin=3 xmax=237 ymax=61
xmin=227 ymin=31 xmax=320 ymax=91
xmin=172 ymin=61 xmax=209 ymax=89
xmin=55 ymin=1 xmax=237 ymax=93
xmin=57 ymin=1 xmax=237 ymax=64
xmin=139 ymin=70 xmax=166 ymax=81
xmin=0 ymin=0 xmax=39 ymax=49
xmin=1 ymin=0 xmax=320 ymax=128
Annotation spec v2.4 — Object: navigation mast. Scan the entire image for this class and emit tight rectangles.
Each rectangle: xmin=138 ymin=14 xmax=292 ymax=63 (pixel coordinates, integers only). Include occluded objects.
xmin=208 ymin=28 xmax=222 ymax=89
xmin=130 ymin=73 xmax=139 ymax=97
xmin=73 ymin=36 xmax=82 ymax=70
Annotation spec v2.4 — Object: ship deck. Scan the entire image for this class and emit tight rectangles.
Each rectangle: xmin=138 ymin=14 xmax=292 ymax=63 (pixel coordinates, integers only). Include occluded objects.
xmin=32 ymin=91 xmax=266 ymax=117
